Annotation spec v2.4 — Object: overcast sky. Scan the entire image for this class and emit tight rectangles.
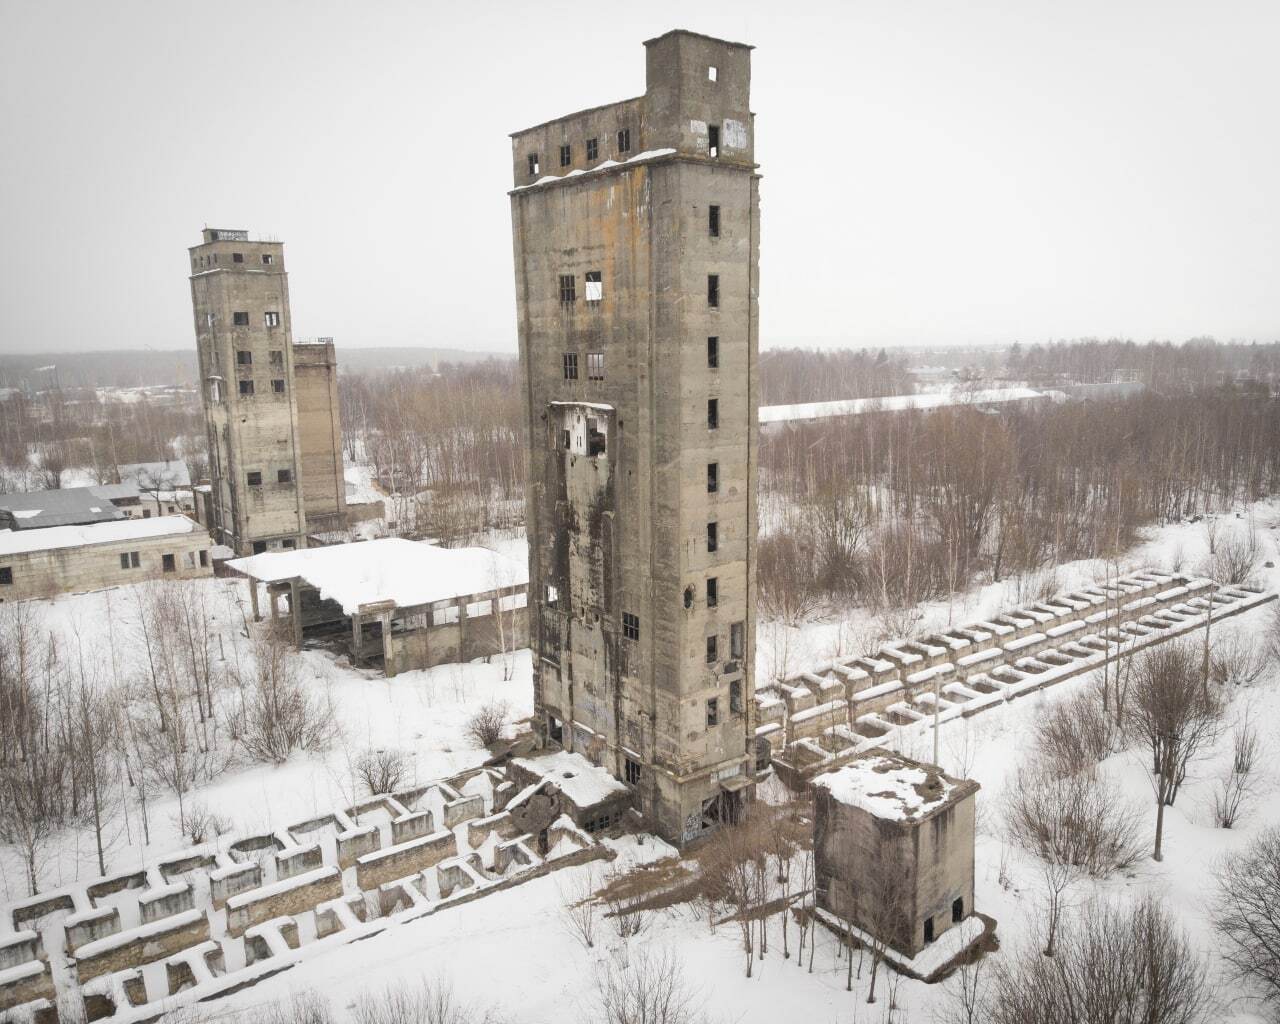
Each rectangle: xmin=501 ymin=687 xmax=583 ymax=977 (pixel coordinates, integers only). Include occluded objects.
xmin=1 ymin=0 xmax=1277 ymax=354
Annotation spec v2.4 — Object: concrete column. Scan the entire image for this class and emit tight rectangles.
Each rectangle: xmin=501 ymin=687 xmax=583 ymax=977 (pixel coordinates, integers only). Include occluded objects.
xmin=381 ymin=612 xmax=395 ymax=679
xmin=290 ymin=580 xmax=303 ymax=651
xmin=269 ymin=589 xmax=280 ymax=623
xmin=351 ymin=613 xmax=362 ymax=663
xmin=249 ymin=578 xmax=261 ymax=622
xmin=456 ymin=597 xmax=467 ymax=658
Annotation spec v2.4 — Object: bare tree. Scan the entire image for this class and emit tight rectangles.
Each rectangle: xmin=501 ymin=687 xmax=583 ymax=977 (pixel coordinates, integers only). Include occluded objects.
xmin=355 ymin=748 xmax=409 ymax=796
xmin=559 ymin=869 xmax=600 ymax=951
xmin=240 ymin=627 xmax=338 ymax=764
xmin=699 ymin=813 xmax=765 ymax=977
xmin=1213 ymin=714 xmax=1262 ymax=829
xmin=465 ymin=700 xmax=511 ymax=748
xmin=1213 ymin=826 xmax=1280 ymax=1009
xmin=594 ymin=947 xmax=709 ymax=1024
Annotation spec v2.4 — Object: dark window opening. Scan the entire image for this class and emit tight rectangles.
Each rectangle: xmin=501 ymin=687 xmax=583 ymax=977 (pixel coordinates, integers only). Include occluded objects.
xmin=707 ymin=274 xmax=720 ymax=307
xmin=561 ymin=429 xmax=571 ymax=450
xmin=236 ymin=350 xmax=253 ymax=365
xmin=625 ymin=757 xmax=641 ymax=785
xmin=707 ymin=577 xmax=718 ymax=607
xmin=247 ymin=471 xmax=263 ymax=486
xmin=239 ymin=380 xmax=255 ymax=396
xmin=277 ymin=469 xmax=292 ymax=484
xmin=559 ymin=143 xmax=571 ymax=167
xmin=563 ymin=353 xmax=579 ymax=380
xmin=262 ymin=253 xmax=273 ymax=265
xmin=162 ymin=553 xmax=176 ymax=573
xmin=548 ymin=714 xmax=564 ymax=743
xmin=924 ymin=917 xmax=935 ymax=944
xmin=199 ymin=550 xmax=208 ymax=567
xmin=707 ymin=462 xmax=719 ymax=493
xmin=731 ymin=621 xmax=744 ymax=659
xmin=707 ymin=398 xmax=719 ymax=429
xmin=282 ymin=538 xmax=296 ymax=549
xmin=264 ymin=311 xmax=280 ymax=327
xmin=272 ymin=379 xmax=285 ymax=393
xmin=586 ymin=137 xmax=598 ymax=160
xmin=683 ymin=585 xmax=695 ymax=609
xmin=730 ymin=679 xmax=743 ymax=714
xmin=233 ymin=311 xmax=250 ymax=326
xmin=587 ymin=417 xmax=606 ymax=457
xmin=142 ymin=508 xmax=151 ymax=519
xmin=707 ymin=336 xmax=719 ymax=368
xmin=707 ymin=522 xmax=718 ymax=553
xmin=709 ymin=124 xmax=720 ymax=158
xmin=119 ymin=553 xmax=129 ymax=569
xmin=252 ymin=541 xmax=268 ymax=554
xmin=952 ymin=897 xmax=964 ymax=923
xmin=585 ymin=270 xmax=602 ymax=302
xmin=559 ymin=274 xmax=576 ymax=303
xmin=0 ymin=567 xmax=12 ymax=585
xmin=617 ymin=128 xmax=631 ymax=153
xmin=587 ymin=352 xmax=604 ymax=380
xmin=269 ymin=350 xmax=284 ymax=366
xmin=130 ymin=551 xmax=140 ymax=568
xmin=232 ymin=252 xmax=244 ymax=263
xmin=528 ymin=153 xmax=540 ymax=176
xmin=622 ymin=612 xmax=640 ymax=641
xmin=709 ymin=205 xmax=720 ymax=237
xmin=706 ymin=695 xmax=719 ymax=725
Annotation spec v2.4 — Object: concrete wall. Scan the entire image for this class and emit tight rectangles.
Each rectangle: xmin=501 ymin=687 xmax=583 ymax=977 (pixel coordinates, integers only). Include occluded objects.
xmin=74 ymin=910 xmax=211 ymax=982
xmin=224 ymin=867 xmax=342 ymax=938
xmin=292 ymin=341 xmax=347 ymax=529
xmin=512 ymin=30 xmax=759 ymax=844
xmin=0 ymin=525 xmax=211 ymax=602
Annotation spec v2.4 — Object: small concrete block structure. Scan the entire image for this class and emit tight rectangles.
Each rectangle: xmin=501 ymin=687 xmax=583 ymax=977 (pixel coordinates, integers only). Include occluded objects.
xmin=355 ymin=831 xmax=457 ymax=892
xmin=336 ymin=825 xmax=381 ymax=868
xmin=275 ymin=843 xmax=323 ymax=880
xmin=72 ymin=909 xmax=211 ymax=982
xmin=224 ymin=867 xmax=342 ymax=938
xmin=507 ymin=751 xmax=632 ymax=834
xmin=813 ymin=749 xmax=979 ymax=959
xmin=209 ymin=862 xmax=262 ymax=908
xmin=64 ymin=907 xmax=122 ymax=950
xmin=0 ymin=960 xmax=55 ymax=1011
xmin=138 ymin=882 xmax=195 ymax=924
xmin=0 ymin=932 xmax=42 ymax=971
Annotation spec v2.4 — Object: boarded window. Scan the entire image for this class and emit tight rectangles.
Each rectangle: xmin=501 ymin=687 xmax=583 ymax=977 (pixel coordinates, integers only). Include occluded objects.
xmin=622 ymin=612 xmax=639 ymax=641
xmin=270 ymin=350 xmax=284 ymax=366
xmin=617 ymin=128 xmax=631 ymax=153
xmin=707 ymin=462 xmax=719 ymax=493
xmin=563 ymin=353 xmax=578 ymax=380
xmin=559 ymin=274 xmax=576 ymax=303
xmin=585 ymin=270 xmax=603 ymax=302
xmin=709 ymin=205 xmax=720 ymax=237
xmin=707 ymin=274 xmax=719 ymax=307
xmin=587 ymin=352 xmax=604 ymax=380
xmin=559 ymin=143 xmax=571 ymax=167
xmin=586 ymin=137 xmax=599 ymax=160
xmin=707 ymin=336 xmax=719 ymax=368
xmin=209 ymin=380 xmax=221 ymax=402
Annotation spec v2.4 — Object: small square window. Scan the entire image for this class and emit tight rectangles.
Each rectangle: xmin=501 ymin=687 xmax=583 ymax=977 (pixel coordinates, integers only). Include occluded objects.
xmin=247 ymin=471 xmax=263 ymax=486
xmin=262 ymin=253 xmax=273 ymax=265
xmin=239 ymin=380 xmax=255 ymax=396
xmin=706 ymin=695 xmax=719 ymax=724
xmin=586 ymin=137 xmax=599 ymax=160
xmin=622 ymin=612 xmax=640 ymax=641
xmin=563 ymin=353 xmax=579 ymax=380
xmin=142 ymin=509 xmax=151 ymax=519
xmin=587 ymin=352 xmax=604 ymax=381
xmin=707 ymin=522 xmax=718 ymax=553
xmin=585 ymin=270 xmax=602 ymax=302
xmin=617 ymin=128 xmax=631 ymax=153
xmin=282 ymin=538 xmax=297 ymax=549
xmin=559 ymin=274 xmax=576 ymax=303
xmin=232 ymin=252 xmax=244 ymax=263
xmin=277 ymin=469 xmax=292 ymax=484
xmin=233 ymin=311 xmax=250 ymax=326
xmin=708 ymin=65 xmax=718 ymax=82
xmin=272 ymin=379 xmax=286 ymax=393
xmin=709 ymin=205 xmax=720 ymax=237
xmin=707 ymin=337 xmax=719 ymax=369
xmin=528 ymin=153 xmax=540 ymax=176
xmin=730 ymin=679 xmax=743 ymax=714
xmin=252 ymin=541 xmax=268 ymax=554
xmin=707 ymin=577 xmax=718 ymax=608
xmin=0 ymin=566 xmax=13 ymax=585
xmin=707 ymin=398 xmax=719 ymax=430
xmin=624 ymin=757 xmax=641 ymax=785
xmin=731 ymin=621 xmax=744 ymax=660
xmin=707 ymin=274 xmax=720 ymax=307
xmin=707 ymin=462 xmax=719 ymax=493
xmin=236 ymin=350 xmax=253 ymax=365
xmin=270 ymin=350 xmax=284 ymax=366
xmin=162 ymin=553 xmax=176 ymax=573
xmin=264 ymin=311 xmax=280 ymax=327
xmin=560 ymin=144 xmax=571 ymax=167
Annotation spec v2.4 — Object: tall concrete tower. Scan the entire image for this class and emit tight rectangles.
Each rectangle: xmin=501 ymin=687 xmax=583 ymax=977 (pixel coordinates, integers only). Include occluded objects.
xmin=189 ymin=229 xmax=308 ymax=555
xmin=510 ymin=30 xmax=760 ymax=844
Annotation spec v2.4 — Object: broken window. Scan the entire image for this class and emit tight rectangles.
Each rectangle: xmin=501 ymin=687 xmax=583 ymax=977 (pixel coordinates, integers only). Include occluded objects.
xmin=252 ymin=541 xmax=268 ymax=554
xmin=709 ymin=124 xmax=720 ymax=158
xmin=561 ymin=429 xmax=571 ymax=450
xmin=559 ymin=274 xmax=576 ymax=303
xmin=706 ymin=577 xmax=718 ymax=607
xmin=707 ymin=521 xmax=718 ymax=553
xmin=683 ymin=585 xmax=695 ymax=609
xmin=528 ymin=153 xmax=540 ymax=176
xmin=952 ymin=897 xmax=964 ymax=923
xmin=586 ymin=137 xmax=599 ymax=160
xmin=617 ymin=128 xmax=631 ymax=153
xmin=264 ymin=311 xmax=280 ymax=327
xmin=272 ymin=379 xmax=285 ymax=393
xmin=585 ymin=270 xmax=603 ymax=302
xmin=282 ymin=538 xmax=296 ymax=549
xmin=270 ymin=350 xmax=284 ymax=366
xmin=707 ymin=461 xmax=719 ymax=493
xmin=262 ymin=253 xmax=273 ymax=265
xmin=587 ymin=352 xmax=604 ymax=380
xmin=563 ymin=353 xmax=578 ymax=380
xmin=548 ymin=714 xmax=564 ymax=743
xmin=239 ymin=380 xmax=255 ymax=396
xmin=236 ymin=350 xmax=253 ymax=365
xmin=625 ymin=757 xmax=641 ymax=785
xmin=277 ymin=469 xmax=292 ymax=484
xmin=731 ymin=621 xmax=744 ymax=659
xmin=162 ymin=553 xmax=176 ymax=573
xmin=233 ymin=311 xmax=250 ymax=326
xmin=247 ymin=471 xmax=263 ymax=486
xmin=707 ymin=336 xmax=719 ymax=368
xmin=559 ymin=143 xmax=571 ymax=167
xmin=233 ymin=252 xmax=244 ymax=263
xmin=709 ymin=205 xmax=720 ymax=237
xmin=586 ymin=417 xmax=607 ymax=456
xmin=706 ymin=694 xmax=719 ymax=724
xmin=730 ymin=679 xmax=743 ymax=714
xmin=707 ymin=398 xmax=719 ymax=429
xmin=707 ymin=274 xmax=719 ymax=307
xmin=708 ymin=65 xmax=718 ymax=82
xmin=622 ymin=612 xmax=640 ymax=641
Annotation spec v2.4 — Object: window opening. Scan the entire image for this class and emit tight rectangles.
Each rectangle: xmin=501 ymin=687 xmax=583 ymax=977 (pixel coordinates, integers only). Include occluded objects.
xmin=731 ymin=621 xmax=744 ymax=659
xmin=563 ymin=353 xmax=579 ymax=380
xmin=528 ymin=153 xmax=540 ymax=176
xmin=709 ymin=124 xmax=720 ymax=158
xmin=706 ymin=695 xmax=719 ymax=724
xmin=559 ymin=274 xmax=576 ymax=303
xmin=709 ymin=205 xmax=720 ymax=237
xmin=707 ymin=398 xmax=719 ymax=429
xmin=622 ymin=612 xmax=640 ymax=640
xmin=587 ymin=352 xmax=604 ymax=380
xmin=707 ymin=577 xmax=718 ymax=607
xmin=707 ymin=462 xmax=719 ymax=493
xmin=708 ymin=274 xmax=719 ymax=307
xmin=586 ymin=137 xmax=598 ymax=160
xmin=559 ymin=143 xmax=571 ymax=167
xmin=708 ymin=336 xmax=719 ymax=368
xmin=233 ymin=311 xmax=249 ymax=326
xmin=707 ymin=522 xmax=718 ymax=553
xmin=617 ymin=128 xmax=631 ymax=153
xmin=585 ymin=270 xmax=602 ymax=302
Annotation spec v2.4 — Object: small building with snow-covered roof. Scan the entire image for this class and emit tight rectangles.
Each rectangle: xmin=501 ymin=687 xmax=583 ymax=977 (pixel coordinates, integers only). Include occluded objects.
xmin=813 ymin=748 xmax=979 ymax=959
xmin=507 ymin=750 xmax=632 ymax=835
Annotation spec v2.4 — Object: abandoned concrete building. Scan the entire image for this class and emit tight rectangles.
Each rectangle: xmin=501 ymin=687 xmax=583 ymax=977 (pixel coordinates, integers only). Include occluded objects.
xmin=189 ymin=229 xmax=373 ymax=557
xmin=510 ymin=30 xmax=760 ymax=844
xmin=813 ymin=749 xmax=979 ymax=962
xmin=0 ymin=483 xmax=144 ymax=531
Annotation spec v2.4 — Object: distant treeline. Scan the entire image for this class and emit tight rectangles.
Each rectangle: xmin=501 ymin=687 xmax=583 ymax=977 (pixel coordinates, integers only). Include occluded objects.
xmin=1009 ymin=338 xmax=1280 ymax=386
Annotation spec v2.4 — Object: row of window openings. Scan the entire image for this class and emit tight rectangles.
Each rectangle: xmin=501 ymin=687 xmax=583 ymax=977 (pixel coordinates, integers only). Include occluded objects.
xmin=194 ymin=253 xmax=274 ymax=268
xmin=116 ymin=549 xmax=209 ymax=572
xmin=233 ymin=379 xmax=286 ymax=397
xmin=562 ymin=352 xmax=604 ymax=381
xmin=529 ymin=129 xmax=632 ymax=178
xmin=247 ymin=469 xmax=293 ymax=486
xmin=237 ymin=350 xmax=285 ymax=366
xmin=613 ymin=611 xmax=741 ymax=656
xmin=252 ymin=539 xmax=297 ymax=554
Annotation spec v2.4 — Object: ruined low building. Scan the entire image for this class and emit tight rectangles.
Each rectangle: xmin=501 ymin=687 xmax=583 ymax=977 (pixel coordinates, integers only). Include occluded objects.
xmin=813 ymin=749 xmax=978 ymax=959
xmin=0 ymin=484 xmax=142 ymax=531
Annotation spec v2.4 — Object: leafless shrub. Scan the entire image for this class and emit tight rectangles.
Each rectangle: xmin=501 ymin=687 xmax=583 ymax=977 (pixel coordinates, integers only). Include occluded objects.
xmin=594 ymin=947 xmax=710 ymax=1024
xmin=605 ymin=870 xmax=651 ymax=942
xmin=1213 ymin=716 xmax=1262 ymax=829
xmin=174 ymin=800 xmax=232 ymax=846
xmin=979 ymin=896 xmax=1210 ymax=1024
xmin=1205 ymin=525 xmax=1262 ymax=585
xmin=1213 ymin=826 xmax=1280 ymax=1008
xmin=352 ymin=978 xmax=502 ymax=1024
xmin=260 ymin=990 xmax=335 ymax=1024
xmin=465 ymin=700 xmax=510 ymax=748
xmin=559 ymin=870 xmax=599 ymax=951
xmin=1211 ymin=631 xmax=1272 ymax=688
xmin=355 ymin=748 xmax=409 ymax=796
xmin=240 ymin=629 xmax=339 ymax=764
xmin=1034 ymin=683 xmax=1116 ymax=774
xmin=757 ymin=531 xmax=823 ymax=625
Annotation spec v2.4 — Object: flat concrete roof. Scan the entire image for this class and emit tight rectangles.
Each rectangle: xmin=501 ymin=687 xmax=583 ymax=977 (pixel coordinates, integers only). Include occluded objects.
xmin=813 ymin=749 xmax=978 ymax=824
xmin=228 ymin=538 xmax=527 ymax=616
xmin=0 ymin=515 xmax=199 ymax=558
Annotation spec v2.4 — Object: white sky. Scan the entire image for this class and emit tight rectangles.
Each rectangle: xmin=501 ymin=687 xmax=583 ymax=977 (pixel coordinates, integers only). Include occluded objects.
xmin=1 ymin=0 xmax=1277 ymax=354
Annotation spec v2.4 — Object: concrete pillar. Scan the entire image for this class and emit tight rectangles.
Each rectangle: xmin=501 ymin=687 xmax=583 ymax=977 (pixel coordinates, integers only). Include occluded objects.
xmin=290 ymin=580 xmax=303 ymax=651
xmin=269 ymin=589 xmax=280 ymax=623
xmin=249 ymin=578 xmax=261 ymax=622
xmin=351 ymin=613 xmax=362 ymax=664
xmin=456 ymin=597 xmax=467 ymax=658
xmin=381 ymin=611 xmax=395 ymax=679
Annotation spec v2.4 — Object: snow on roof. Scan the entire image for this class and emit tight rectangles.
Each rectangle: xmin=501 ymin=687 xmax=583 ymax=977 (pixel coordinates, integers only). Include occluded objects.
xmin=511 ymin=148 xmax=678 ymax=192
xmin=813 ymin=751 xmax=973 ymax=822
xmin=760 ymin=387 xmax=1047 ymax=425
xmin=227 ymin=538 xmax=527 ymax=615
xmin=0 ymin=515 xmax=198 ymax=558
xmin=0 ymin=484 xmax=139 ymax=529
xmin=510 ymin=750 xmax=628 ymax=810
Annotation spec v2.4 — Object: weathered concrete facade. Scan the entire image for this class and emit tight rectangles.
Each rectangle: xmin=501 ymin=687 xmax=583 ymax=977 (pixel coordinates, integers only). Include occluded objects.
xmin=510 ymin=30 xmax=760 ymax=844
xmin=291 ymin=339 xmax=348 ymax=532
xmin=189 ymin=229 xmax=308 ymax=556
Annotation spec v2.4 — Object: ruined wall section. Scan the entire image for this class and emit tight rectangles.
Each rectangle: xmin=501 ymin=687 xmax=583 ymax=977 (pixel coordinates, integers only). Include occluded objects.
xmin=291 ymin=340 xmax=347 ymax=530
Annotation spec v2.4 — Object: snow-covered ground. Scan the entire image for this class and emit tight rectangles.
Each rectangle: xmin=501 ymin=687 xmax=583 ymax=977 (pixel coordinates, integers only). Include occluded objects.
xmin=5 ymin=506 xmax=1280 ymax=1022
